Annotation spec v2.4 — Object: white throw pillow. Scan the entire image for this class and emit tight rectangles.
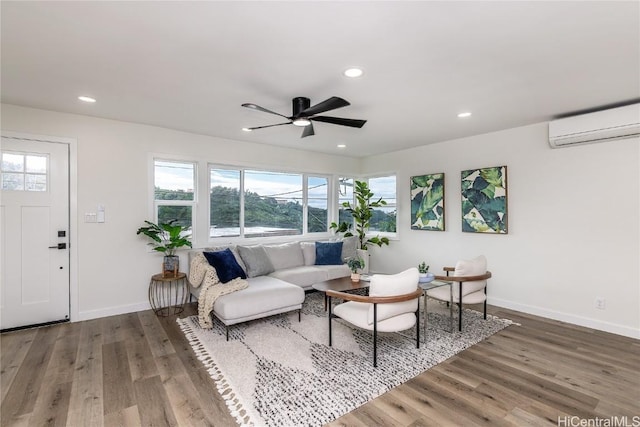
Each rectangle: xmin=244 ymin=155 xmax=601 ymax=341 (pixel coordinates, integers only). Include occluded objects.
xmin=367 ymin=268 xmax=419 ymax=325
xmin=453 ymin=255 xmax=487 ymax=298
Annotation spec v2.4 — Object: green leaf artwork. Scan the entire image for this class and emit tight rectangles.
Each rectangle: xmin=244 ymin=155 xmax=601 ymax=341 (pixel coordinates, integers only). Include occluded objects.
xmin=411 ymin=173 xmax=445 ymax=231
xmin=461 ymin=166 xmax=508 ymax=234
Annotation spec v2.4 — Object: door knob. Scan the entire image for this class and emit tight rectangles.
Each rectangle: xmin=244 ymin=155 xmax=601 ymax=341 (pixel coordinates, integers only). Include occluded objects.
xmin=48 ymin=243 xmax=67 ymax=249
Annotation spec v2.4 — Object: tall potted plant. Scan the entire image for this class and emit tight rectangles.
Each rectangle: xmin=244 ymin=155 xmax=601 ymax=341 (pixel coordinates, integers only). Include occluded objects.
xmin=136 ymin=219 xmax=192 ymax=277
xmin=339 ymin=180 xmax=390 ymax=273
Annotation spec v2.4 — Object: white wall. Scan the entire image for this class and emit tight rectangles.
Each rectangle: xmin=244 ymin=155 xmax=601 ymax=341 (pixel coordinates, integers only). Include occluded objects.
xmin=3 ymin=104 xmax=638 ymax=338
xmin=1 ymin=104 xmax=359 ymax=321
xmin=362 ymin=123 xmax=640 ymax=338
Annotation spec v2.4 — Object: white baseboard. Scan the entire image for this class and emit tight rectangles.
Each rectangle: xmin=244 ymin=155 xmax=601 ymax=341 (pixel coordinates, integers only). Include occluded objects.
xmin=489 ymin=297 xmax=640 ymax=339
xmin=77 ymin=301 xmax=151 ymax=322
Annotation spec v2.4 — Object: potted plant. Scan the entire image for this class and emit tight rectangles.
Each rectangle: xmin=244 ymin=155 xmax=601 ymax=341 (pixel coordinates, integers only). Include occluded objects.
xmin=136 ymin=219 xmax=192 ymax=277
xmin=340 ymin=180 xmax=390 ymax=273
xmin=418 ymin=261 xmax=435 ymax=283
xmin=347 ymin=257 xmax=365 ymax=282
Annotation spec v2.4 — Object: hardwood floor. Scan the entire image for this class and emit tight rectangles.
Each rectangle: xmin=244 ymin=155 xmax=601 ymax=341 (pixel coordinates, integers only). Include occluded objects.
xmin=1 ymin=303 xmax=638 ymax=426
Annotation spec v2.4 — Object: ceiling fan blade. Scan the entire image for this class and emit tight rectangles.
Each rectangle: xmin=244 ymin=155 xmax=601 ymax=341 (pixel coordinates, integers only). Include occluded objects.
xmin=301 ymin=122 xmax=315 ymax=138
xmin=242 ymin=103 xmax=289 ymax=119
xmin=245 ymin=122 xmax=291 ymax=130
xmin=310 ymin=116 xmax=367 ymax=128
xmin=300 ymin=97 xmax=350 ymax=117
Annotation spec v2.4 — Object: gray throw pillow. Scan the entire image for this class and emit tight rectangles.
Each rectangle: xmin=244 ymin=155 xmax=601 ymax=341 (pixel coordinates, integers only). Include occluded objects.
xmin=237 ymin=245 xmax=275 ymax=278
xmin=263 ymin=242 xmax=304 ymax=270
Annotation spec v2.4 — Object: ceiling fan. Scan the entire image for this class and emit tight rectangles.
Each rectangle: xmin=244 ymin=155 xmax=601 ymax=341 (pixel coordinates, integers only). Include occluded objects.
xmin=241 ymin=96 xmax=366 ymax=138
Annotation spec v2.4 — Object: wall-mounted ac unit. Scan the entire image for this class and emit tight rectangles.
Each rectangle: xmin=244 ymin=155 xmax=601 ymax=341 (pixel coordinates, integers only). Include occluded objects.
xmin=548 ymin=103 xmax=640 ymax=148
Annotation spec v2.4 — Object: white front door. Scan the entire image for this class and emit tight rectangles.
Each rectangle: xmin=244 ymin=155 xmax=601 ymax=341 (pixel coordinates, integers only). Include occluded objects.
xmin=0 ymin=137 xmax=70 ymax=330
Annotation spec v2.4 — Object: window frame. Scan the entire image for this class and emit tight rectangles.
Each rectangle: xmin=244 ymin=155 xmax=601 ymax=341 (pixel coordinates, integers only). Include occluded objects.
xmin=208 ymin=164 xmax=332 ymax=242
xmin=152 ymin=158 xmax=197 ymax=238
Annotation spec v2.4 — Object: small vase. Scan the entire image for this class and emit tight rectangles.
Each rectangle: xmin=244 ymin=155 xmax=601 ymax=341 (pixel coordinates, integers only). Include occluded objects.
xmin=351 ymin=273 xmax=361 ymax=282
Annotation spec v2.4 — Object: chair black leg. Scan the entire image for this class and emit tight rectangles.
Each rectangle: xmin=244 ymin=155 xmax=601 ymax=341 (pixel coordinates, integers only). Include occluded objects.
xmin=416 ymin=307 xmax=420 ymax=349
xmin=484 ymin=286 xmax=488 ymax=320
xmin=373 ymin=303 xmax=378 ymax=368
xmin=226 ymin=325 xmax=229 ymax=341
xmin=458 ymin=282 xmax=463 ymax=332
xmin=328 ymin=296 xmax=333 ymax=347
xmin=298 ymin=309 xmax=301 ymax=322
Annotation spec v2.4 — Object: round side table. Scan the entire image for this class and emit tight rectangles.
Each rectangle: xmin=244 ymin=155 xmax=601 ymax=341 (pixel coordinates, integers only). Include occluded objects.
xmin=148 ymin=272 xmax=188 ymax=316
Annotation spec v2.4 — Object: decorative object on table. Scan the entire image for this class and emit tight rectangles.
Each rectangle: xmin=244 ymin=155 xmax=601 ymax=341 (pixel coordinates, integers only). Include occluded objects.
xmin=410 ymin=173 xmax=445 ymax=231
xmin=339 ymin=180 xmax=390 ymax=273
xmin=177 ymin=291 xmax=512 ymax=427
xmin=148 ymin=272 xmax=188 ymax=316
xmin=346 ymin=257 xmax=365 ymax=282
xmin=136 ymin=219 xmax=193 ymax=277
xmin=418 ymin=261 xmax=435 ymax=283
xmin=461 ymin=166 xmax=508 ymax=233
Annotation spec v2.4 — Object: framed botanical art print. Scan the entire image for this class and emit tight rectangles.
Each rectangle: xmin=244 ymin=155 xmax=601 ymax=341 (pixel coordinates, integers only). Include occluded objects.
xmin=461 ymin=166 xmax=508 ymax=234
xmin=410 ymin=173 xmax=445 ymax=231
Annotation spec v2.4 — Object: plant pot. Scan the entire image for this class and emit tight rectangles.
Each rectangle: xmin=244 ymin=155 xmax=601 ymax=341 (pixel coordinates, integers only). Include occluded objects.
xmin=419 ymin=272 xmax=435 ymax=283
xmin=356 ymin=249 xmax=369 ymax=274
xmin=163 ymin=255 xmax=179 ymax=277
xmin=351 ymin=273 xmax=361 ymax=282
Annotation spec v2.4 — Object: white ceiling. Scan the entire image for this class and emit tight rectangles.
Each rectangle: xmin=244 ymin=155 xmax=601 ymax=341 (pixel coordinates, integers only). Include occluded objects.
xmin=2 ymin=1 xmax=639 ymax=158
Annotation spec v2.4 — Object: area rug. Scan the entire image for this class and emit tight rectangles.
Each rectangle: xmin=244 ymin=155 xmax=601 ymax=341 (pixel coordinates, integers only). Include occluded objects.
xmin=177 ymin=291 xmax=513 ymax=427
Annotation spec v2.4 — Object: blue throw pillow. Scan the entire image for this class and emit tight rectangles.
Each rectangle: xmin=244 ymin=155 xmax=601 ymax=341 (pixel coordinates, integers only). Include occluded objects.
xmin=203 ymin=249 xmax=247 ymax=283
xmin=315 ymin=241 xmax=344 ymax=265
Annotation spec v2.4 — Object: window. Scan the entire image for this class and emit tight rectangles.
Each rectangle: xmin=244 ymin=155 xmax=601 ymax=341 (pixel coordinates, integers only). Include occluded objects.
xmin=307 ymin=176 xmax=328 ymax=233
xmin=1 ymin=152 xmax=47 ymax=191
xmin=368 ymin=175 xmax=397 ymax=233
xmin=209 ymin=166 xmax=330 ymax=239
xmin=154 ymin=160 xmax=195 ymax=231
xmin=210 ymin=168 xmax=241 ymax=238
xmin=337 ymin=177 xmax=354 ymax=225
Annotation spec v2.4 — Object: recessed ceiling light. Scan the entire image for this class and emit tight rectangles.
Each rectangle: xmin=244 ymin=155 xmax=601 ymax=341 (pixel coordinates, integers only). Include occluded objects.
xmin=242 ymin=127 xmax=252 ymax=132
xmin=78 ymin=96 xmax=96 ymax=103
xmin=337 ymin=144 xmax=346 ymax=148
xmin=457 ymin=112 xmax=472 ymax=118
xmin=343 ymin=67 xmax=364 ymax=78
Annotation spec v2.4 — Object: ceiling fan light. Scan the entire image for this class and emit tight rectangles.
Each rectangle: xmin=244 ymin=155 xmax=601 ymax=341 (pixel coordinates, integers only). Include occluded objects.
xmin=344 ymin=67 xmax=364 ymax=78
xmin=242 ymin=127 xmax=252 ymax=132
xmin=78 ymin=95 xmax=96 ymax=103
xmin=457 ymin=112 xmax=472 ymax=118
xmin=292 ymin=118 xmax=311 ymax=127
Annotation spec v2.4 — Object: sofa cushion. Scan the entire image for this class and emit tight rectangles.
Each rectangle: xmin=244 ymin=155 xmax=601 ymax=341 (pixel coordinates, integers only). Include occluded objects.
xmin=237 ymin=245 xmax=275 ymax=278
xmin=315 ymin=241 xmax=343 ymax=265
xmin=213 ymin=276 xmax=304 ymax=322
xmin=203 ymin=249 xmax=247 ymax=283
xmin=300 ymin=241 xmax=316 ymax=266
xmin=263 ymin=242 xmax=304 ymax=270
xmin=269 ymin=266 xmax=328 ymax=288
xmin=314 ymin=264 xmax=351 ymax=280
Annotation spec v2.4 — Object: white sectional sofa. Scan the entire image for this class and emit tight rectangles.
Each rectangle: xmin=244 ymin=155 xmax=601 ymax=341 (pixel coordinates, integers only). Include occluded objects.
xmin=188 ymin=239 xmax=354 ymax=336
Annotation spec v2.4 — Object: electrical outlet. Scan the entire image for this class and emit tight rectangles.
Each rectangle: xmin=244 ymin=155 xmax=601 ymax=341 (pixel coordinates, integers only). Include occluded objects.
xmin=595 ymin=297 xmax=606 ymax=310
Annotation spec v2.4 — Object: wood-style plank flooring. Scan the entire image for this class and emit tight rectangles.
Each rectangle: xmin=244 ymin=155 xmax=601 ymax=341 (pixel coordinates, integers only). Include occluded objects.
xmin=1 ymin=303 xmax=638 ymax=426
